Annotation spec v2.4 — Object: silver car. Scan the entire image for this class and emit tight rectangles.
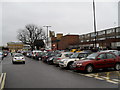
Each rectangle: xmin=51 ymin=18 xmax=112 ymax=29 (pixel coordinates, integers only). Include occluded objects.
xmin=12 ymin=53 xmax=25 ymax=64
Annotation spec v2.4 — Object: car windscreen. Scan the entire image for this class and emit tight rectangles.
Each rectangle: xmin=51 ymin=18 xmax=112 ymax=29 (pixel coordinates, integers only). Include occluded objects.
xmin=65 ymin=53 xmax=73 ymax=57
xmin=56 ymin=54 xmax=62 ymax=57
xmin=78 ymin=53 xmax=89 ymax=58
xmin=14 ymin=54 xmax=23 ymax=57
xmin=70 ymin=53 xmax=79 ymax=58
xmin=86 ymin=53 xmax=98 ymax=60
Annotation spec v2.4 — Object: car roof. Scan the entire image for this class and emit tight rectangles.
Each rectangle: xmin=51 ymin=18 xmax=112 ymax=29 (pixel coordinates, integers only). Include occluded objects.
xmin=14 ymin=53 xmax=23 ymax=55
xmin=32 ymin=50 xmax=42 ymax=52
xmin=99 ymin=50 xmax=119 ymax=55
xmin=99 ymin=50 xmax=118 ymax=52
xmin=96 ymin=51 xmax=116 ymax=55
xmin=62 ymin=52 xmax=73 ymax=54
xmin=75 ymin=51 xmax=91 ymax=54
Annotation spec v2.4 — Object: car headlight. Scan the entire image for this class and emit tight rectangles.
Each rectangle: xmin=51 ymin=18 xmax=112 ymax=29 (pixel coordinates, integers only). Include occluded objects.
xmin=76 ymin=63 xmax=82 ymax=66
xmin=63 ymin=60 xmax=67 ymax=63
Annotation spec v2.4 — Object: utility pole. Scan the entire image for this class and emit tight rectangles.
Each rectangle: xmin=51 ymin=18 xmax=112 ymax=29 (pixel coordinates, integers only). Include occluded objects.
xmin=93 ymin=0 xmax=97 ymax=50
xmin=43 ymin=25 xmax=51 ymax=48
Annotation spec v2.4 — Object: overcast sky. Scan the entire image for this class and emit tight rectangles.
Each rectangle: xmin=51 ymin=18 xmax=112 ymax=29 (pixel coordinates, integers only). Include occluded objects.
xmin=0 ymin=0 xmax=119 ymax=46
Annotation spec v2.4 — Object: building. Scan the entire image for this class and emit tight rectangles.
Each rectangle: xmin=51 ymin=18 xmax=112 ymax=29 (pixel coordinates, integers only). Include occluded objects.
xmin=7 ymin=42 xmax=24 ymax=52
xmin=79 ymin=27 xmax=120 ymax=50
xmin=23 ymin=44 xmax=31 ymax=51
xmin=51 ymin=34 xmax=79 ymax=50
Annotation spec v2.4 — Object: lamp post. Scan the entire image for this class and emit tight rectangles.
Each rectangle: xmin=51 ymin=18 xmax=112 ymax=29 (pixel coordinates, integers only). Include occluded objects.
xmin=93 ymin=0 xmax=97 ymax=50
xmin=43 ymin=25 xmax=51 ymax=48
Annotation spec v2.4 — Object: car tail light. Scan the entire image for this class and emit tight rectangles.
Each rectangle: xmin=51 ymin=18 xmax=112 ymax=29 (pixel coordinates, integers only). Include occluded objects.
xmin=57 ymin=58 xmax=62 ymax=60
xmin=45 ymin=56 xmax=48 ymax=58
xmin=36 ymin=53 xmax=38 ymax=56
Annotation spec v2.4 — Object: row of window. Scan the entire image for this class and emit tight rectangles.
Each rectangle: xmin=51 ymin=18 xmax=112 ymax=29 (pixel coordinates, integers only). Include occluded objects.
xmin=80 ymin=27 xmax=120 ymax=39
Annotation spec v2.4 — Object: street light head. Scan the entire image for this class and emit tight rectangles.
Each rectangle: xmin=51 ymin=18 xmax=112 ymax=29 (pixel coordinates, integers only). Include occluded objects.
xmin=43 ymin=26 xmax=51 ymax=27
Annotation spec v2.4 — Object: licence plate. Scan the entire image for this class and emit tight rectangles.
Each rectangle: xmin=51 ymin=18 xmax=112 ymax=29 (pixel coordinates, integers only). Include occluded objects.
xmin=17 ymin=60 xmax=22 ymax=62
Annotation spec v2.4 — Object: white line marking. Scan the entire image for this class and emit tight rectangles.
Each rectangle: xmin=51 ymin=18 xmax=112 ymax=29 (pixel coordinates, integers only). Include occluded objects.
xmin=112 ymin=79 xmax=120 ymax=82
xmin=106 ymin=80 xmax=118 ymax=84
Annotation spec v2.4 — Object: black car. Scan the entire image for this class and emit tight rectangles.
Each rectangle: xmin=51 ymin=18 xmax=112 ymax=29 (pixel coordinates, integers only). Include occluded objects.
xmin=42 ymin=51 xmax=58 ymax=62
xmin=35 ymin=51 xmax=47 ymax=60
xmin=3 ymin=51 xmax=9 ymax=57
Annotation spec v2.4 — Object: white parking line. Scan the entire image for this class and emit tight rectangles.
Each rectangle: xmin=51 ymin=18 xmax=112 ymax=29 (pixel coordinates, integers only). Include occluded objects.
xmin=0 ymin=73 xmax=6 ymax=90
xmin=112 ymin=79 xmax=120 ymax=82
xmin=0 ymin=73 xmax=3 ymax=84
xmin=94 ymin=77 xmax=105 ymax=80
xmin=84 ymin=75 xmax=93 ymax=77
xmin=106 ymin=80 xmax=118 ymax=84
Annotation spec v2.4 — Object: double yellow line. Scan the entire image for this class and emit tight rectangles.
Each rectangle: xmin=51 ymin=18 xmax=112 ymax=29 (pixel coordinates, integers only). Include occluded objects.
xmin=0 ymin=73 xmax=6 ymax=90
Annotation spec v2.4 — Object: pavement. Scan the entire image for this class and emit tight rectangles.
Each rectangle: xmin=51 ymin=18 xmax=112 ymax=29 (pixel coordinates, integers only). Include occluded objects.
xmin=2 ymin=54 xmax=119 ymax=88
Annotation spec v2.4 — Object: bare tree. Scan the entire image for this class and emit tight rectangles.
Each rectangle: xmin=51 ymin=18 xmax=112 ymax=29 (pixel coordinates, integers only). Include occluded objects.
xmin=17 ymin=24 xmax=47 ymax=50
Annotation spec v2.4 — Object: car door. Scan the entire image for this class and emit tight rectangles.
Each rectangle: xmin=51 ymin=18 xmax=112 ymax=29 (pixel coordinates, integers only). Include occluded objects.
xmin=106 ymin=53 xmax=116 ymax=68
xmin=94 ymin=53 xmax=108 ymax=69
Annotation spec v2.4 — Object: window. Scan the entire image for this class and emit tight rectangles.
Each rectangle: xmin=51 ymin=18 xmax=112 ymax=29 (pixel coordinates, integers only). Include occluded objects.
xmin=116 ymin=28 xmax=120 ymax=32
xmin=106 ymin=53 xmax=116 ymax=59
xmin=106 ymin=29 xmax=115 ymax=34
xmin=91 ymin=33 xmax=96 ymax=37
xmin=97 ymin=54 xmax=107 ymax=59
xmin=98 ymin=31 xmax=105 ymax=36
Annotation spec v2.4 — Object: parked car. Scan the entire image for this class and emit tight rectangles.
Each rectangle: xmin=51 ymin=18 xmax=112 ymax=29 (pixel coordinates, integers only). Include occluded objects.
xmin=72 ymin=52 xmax=120 ymax=73
xmin=3 ymin=51 xmax=8 ymax=57
xmin=12 ymin=53 xmax=25 ymax=64
xmin=53 ymin=52 xmax=73 ymax=65
xmin=46 ymin=51 xmax=62 ymax=64
xmin=35 ymin=51 xmax=47 ymax=60
xmin=42 ymin=51 xmax=56 ymax=62
xmin=59 ymin=51 xmax=91 ymax=69
xmin=32 ymin=50 xmax=42 ymax=59
xmin=26 ymin=51 xmax=32 ymax=58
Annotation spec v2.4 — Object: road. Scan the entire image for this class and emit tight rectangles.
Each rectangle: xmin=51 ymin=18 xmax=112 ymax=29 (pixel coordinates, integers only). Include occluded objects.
xmin=2 ymin=54 xmax=119 ymax=88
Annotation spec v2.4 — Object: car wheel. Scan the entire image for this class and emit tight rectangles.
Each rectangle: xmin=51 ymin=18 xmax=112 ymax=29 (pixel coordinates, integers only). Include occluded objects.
xmin=115 ymin=63 xmax=120 ymax=71
xmin=39 ymin=58 xmax=41 ymax=61
xmin=23 ymin=61 xmax=25 ymax=64
xmin=48 ymin=61 xmax=53 ymax=65
xmin=67 ymin=62 xmax=73 ymax=70
xmin=85 ymin=65 xmax=94 ymax=73
xmin=12 ymin=61 xmax=15 ymax=64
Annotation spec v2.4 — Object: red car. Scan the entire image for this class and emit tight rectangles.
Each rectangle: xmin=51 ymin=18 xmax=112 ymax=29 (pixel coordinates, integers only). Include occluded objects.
xmin=72 ymin=52 xmax=120 ymax=73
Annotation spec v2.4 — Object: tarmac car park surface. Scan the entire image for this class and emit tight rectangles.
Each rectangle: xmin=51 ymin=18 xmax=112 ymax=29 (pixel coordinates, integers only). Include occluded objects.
xmin=2 ymin=54 xmax=119 ymax=88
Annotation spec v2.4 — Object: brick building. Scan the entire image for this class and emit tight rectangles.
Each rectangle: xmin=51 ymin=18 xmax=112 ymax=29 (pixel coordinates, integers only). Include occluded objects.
xmin=51 ymin=34 xmax=79 ymax=50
